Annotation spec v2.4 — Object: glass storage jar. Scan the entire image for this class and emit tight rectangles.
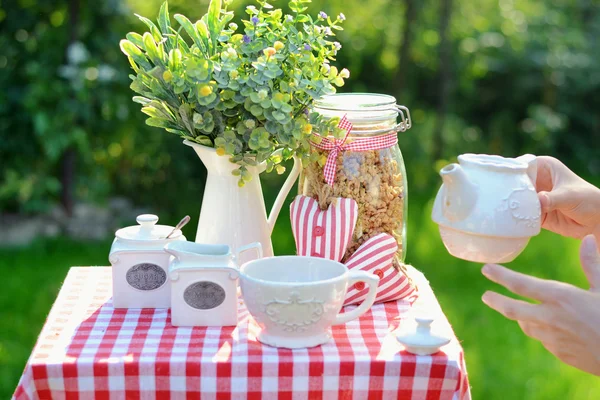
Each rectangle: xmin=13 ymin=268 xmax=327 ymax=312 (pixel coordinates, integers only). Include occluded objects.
xmin=300 ymin=93 xmax=411 ymax=266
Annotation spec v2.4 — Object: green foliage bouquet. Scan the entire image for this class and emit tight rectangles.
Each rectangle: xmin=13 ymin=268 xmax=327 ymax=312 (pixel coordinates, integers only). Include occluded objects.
xmin=120 ymin=0 xmax=348 ymax=185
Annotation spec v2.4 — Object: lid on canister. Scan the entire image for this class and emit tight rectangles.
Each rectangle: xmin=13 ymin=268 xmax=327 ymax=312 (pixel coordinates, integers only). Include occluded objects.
xmin=313 ymin=93 xmax=411 ymax=135
xmin=115 ymin=214 xmax=182 ymax=241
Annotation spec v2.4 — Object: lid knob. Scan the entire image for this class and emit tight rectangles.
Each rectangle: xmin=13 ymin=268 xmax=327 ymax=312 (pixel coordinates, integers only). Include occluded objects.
xmin=136 ymin=214 xmax=158 ymax=238
xmin=415 ymin=317 xmax=434 ymax=334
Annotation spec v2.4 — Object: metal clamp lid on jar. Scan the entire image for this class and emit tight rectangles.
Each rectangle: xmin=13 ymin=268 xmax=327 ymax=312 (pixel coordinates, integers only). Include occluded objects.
xmin=313 ymin=93 xmax=412 ymax=135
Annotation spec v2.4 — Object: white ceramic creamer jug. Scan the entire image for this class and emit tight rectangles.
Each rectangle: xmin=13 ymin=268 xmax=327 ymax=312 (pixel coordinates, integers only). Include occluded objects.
xmin=432 ymin=154 xmax=541 ymax=263
xmin=166 ymin=241 xmax=262 ymax=327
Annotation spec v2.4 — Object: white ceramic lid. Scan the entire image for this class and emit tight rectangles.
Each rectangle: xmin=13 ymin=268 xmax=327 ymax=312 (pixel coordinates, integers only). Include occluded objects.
xmin=115 ymin=214 xmax=182 ymax=241
xmin=396 ymin=317 xmax=451 ymax=354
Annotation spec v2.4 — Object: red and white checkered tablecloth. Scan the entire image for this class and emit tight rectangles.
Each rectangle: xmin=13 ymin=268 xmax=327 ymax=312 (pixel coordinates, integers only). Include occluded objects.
xmin=13 ymin=266 xmax=470 ymax=400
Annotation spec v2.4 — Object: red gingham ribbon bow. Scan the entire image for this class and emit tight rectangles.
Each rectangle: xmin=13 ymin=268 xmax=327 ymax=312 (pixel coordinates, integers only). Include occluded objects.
xmin=311 ymin=115 xmax=399 ymax=186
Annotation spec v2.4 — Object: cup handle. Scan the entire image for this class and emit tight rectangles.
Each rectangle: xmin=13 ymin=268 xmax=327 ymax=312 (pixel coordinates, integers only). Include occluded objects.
xmin=235 ymin=242 xmax=263 ymax=265
xmin=333 ymin=270 xmax=379 ymax=325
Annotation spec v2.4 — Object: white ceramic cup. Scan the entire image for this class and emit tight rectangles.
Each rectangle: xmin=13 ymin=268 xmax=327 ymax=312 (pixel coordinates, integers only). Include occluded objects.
xmin=239 ymin=256 xmax=379 ymax=349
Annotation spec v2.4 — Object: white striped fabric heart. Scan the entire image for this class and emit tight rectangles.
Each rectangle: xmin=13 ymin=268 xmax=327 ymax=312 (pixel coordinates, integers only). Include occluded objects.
xmin=343 ymin=233 xmax=417 ymax=306
xmin=290 ymin=195 xmax=358 ymax=262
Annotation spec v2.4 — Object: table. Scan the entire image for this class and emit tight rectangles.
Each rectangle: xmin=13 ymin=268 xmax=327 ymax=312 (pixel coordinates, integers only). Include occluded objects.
xmin=13 ymin=266 xmax=470 ymax=400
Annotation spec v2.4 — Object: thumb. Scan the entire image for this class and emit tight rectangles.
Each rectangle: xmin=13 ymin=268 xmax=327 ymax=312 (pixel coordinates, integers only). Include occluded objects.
xmin=580 ymin=235 xmax=600 ymax=291
xmin=538 ymin=189 xmax=572 ymax=213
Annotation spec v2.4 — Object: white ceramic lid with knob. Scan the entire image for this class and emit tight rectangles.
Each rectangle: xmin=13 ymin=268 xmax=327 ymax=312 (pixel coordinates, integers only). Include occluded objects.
xmin=111 ymin=214 xmax=186 ymax=254
xmin=396 ymin=317 xmax=451 ymax=356
xmin=115 ymin=214 xmax=183 ymax=241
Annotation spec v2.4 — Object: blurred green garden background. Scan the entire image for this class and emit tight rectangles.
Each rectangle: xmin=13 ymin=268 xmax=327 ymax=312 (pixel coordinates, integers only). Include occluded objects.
xmin=1 ymin=0 xmax=600 ymax=398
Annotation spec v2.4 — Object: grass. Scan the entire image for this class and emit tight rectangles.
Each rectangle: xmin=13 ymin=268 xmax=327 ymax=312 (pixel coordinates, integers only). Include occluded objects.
xmin=0 ymin=237 xmax=113 ymax=396
xmin=1 ymin=195 xmax=599 ymax=399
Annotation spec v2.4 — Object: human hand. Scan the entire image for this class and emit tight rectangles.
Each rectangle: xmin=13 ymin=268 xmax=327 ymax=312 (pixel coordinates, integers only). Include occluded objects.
xmin=481 ymin=235 xmax=600 ymax=376
xmin=535 ymin=156 xmax=600 ymax=242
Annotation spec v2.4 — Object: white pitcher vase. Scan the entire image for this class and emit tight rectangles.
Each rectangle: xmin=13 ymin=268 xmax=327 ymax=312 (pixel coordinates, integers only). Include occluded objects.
xmin=184 ymin=140 xmax=301 ymax=264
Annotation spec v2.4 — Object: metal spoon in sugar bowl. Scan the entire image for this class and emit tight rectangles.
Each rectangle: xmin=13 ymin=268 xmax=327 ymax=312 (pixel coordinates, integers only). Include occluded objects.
xmin=165 ymin=215 xmax=191 ymax=239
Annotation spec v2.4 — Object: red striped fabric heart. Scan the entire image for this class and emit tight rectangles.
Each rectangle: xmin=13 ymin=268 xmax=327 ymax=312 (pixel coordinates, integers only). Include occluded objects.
xmin=343 ymin=233 xmax=417 ymax=306
xmin=290 ymin=195 xmax=358 ymax=262
xmin=290 ymin=195 xmax=417 ymax=306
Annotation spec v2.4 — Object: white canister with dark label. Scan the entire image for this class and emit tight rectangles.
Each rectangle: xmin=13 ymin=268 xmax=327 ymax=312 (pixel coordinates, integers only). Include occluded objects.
xmin=109 ymin=214 xmax=186 ymax=309
xmin=166 ymin=241 xmax=262 ymax=327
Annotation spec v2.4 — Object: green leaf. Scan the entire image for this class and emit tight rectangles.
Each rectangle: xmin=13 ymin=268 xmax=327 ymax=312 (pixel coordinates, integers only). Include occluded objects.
xmin=135 ymin=13 xmax=162 ymax=43
xmin=145 ymin=117 xmax=172 ymax=128
xmin=273 ymin=111 xmax=288 ymax=122
xmin=250 ymin=105 xmax=263 ymax=116
xmin=280 ymin=103 xmax=293 ymax=113
xmin=195 ymin=21 xmax=211 ymax=53
xmin=126 ymin=32 xmax=145 ymax=48
xmin=143 ymin=32 xmax=164 ymax=65
xmin=168 ymin=27 xmax=191 ymax=53
xmin=120 ymin=39 xmax=143 ymax=57
xmin=132 ymin=96 xmax=152 ymax=105
xmin=168 ymin=48 xmax=182 ymax=70
xmin=221 ymin=12 xmax=234 ymax=26
xmin=178 ymin=103 xmax=195 ymax=134
xmin=282 ymin=147 xmax=292 ymax=159
xmin=194 ymin=135 xmax=214 ymax=146
xmin=207 ymin=0 xmax=222 ymax=53
xmin=141 ymin=106 xmax=168 ymax=119
xmin=174 ymin=14 xmax=205 ymax=52
xmin=158 ymin=2 xmax=176 ymax=50
xmin=158 ymin=2 xmax=170 ymax=34
xmin=120 ymin=40 xmax=151 ymax=69
xmin=166 ymin=128 xmax=188 ymax=136
xmin=256 ymin=151 xmax=269 ymax=163
xmin=127 ymin=57 xmax=140 ymax=73
xmin=151 ymin=100 xmax=177 ymax=120
xmin=224 ymin=130 xmax=236 ymax=140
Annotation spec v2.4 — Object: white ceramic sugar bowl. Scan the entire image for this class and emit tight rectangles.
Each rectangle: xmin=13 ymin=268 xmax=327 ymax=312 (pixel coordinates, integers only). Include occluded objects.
xmin=109 ymin=214 xmax=186 ymax=308
xmin=432 ymin=154 xmax=541 ymax=263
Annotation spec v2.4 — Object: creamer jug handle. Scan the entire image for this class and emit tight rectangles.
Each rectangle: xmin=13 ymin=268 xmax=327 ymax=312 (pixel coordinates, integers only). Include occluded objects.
xmin=235 ymin=242 xmax=263 ymax=266
xmin=164 ymin=241 xmax=184 ymax=260
xmin=267 ymin=155 xmax=302 ymax=234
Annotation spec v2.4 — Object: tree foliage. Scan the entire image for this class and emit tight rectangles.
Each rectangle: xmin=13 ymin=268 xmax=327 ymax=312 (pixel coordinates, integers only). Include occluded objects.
xmin=1 ymin=0 xmax=598 ymax=213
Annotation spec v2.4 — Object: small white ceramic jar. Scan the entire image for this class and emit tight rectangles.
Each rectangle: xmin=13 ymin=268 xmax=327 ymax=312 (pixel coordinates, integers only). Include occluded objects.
xmin=109 ymin=214 xmax=186 ymax=309
xmin=166 ymin=241 xmax=262 ymax=327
